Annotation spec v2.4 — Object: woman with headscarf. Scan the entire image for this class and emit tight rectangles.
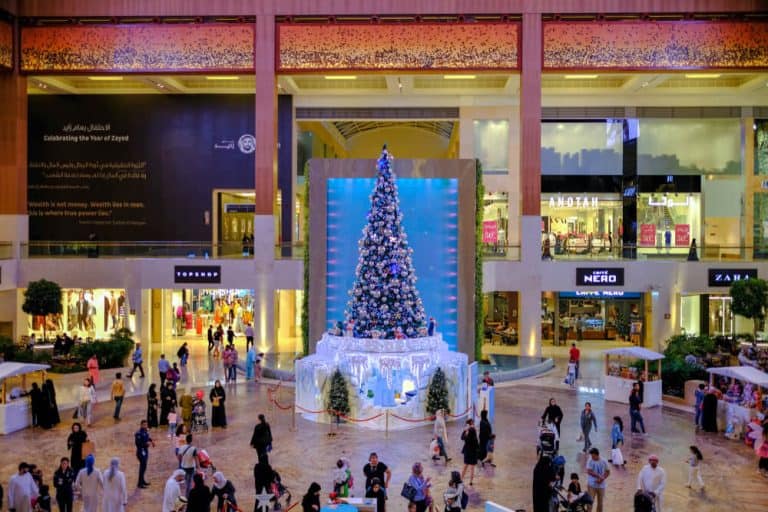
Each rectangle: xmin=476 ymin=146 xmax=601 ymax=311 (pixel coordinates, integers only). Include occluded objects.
xmin=210 ymin=380 xmax=227 ymax=428
xmin=179 ymin=388 xmax=194 ymax=429
xmin=702 ymin=389 xmax=719 ymax=433
xmin=87 ymin=355 xmax=100 ymax=386
xmin=211 ymin=471 xmax=237 ymax=512
xmin=102 ymin=457 xmax=127 ymax=512
xmin=253 ymin=460 xmax=276 ymax=512
xmin=187 ymin=473 xmax=212 ymax=512
xmin=162 ymin=470 xmax=185 ymax=512
xmin=531 ymin=456 xmax=556 ymax=512
xmin=75 ymin=454 xmax=103 ymax=512
xmin=29 ymin=382 xmax=44 ymax=428
xmin=147 ymin=384 xmax=159 ymax=428
xmin=161 ymin=381 xmax=177 ymax=426
xmin=478 ymin=410 xmax=493 ymax=463
xmin=67 ymin=422 xmax=88 ymax=472
xmin=42 ymin=379 xmax=60 ymax=427
xmin=301 ymin=482 xmax=321 ymax=512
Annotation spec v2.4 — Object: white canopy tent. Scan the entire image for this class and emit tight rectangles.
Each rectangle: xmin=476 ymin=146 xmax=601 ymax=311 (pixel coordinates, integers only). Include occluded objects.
xmin=706 ymin=366 xmax=768 ymax=387
xmin=0 ymin=362 xmax=51 ymax=434
xmin=604 ymin=347 xmax=665 ymax=407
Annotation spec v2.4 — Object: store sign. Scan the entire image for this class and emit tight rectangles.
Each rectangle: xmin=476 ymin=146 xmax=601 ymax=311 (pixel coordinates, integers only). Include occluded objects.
xmin=675 ymin=224 xmax=690 ymax=247
xmin=708 ymin=268 xmax=757 ymax=286
xmin=482 ymin=220 xmax=498 ymax=244
xmin=174 ymin=265 xmax=221 ymax=284
xmin=639 ymin=224 xmax=656 ymax=247
xmin=576 ymin=268 xmax=624 ymax=286
xmin=547 ymin=196 xmax=599 ymax=209
xmin=560 ymin=291 xmax=641 ymax=299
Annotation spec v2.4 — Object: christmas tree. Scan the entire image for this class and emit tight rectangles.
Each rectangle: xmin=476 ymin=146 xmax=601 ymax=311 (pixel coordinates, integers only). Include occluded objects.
xmin=327 ymin=368 xmax=351 ymax=421
xmin=426 ymin=367 xmax=450 ymax=414
xmin=345 ymin=145 xmax=427 ymax=339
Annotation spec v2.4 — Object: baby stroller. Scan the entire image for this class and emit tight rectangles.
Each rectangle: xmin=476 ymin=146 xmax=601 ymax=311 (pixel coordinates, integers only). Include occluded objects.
xmin=552 ymin=485 xmax=592 ymax=512
xmin=197 ymin=449 xmax=217 ymax=478
xmin=537 ymin=422 xmax=559 ymax=458
xmin=634 ymin=491 xmax=656 ymax=512
xmin=270 ymin=471 xmax=292 ymax=511
xmin=191 ymin=395 xmax=209 ymax=433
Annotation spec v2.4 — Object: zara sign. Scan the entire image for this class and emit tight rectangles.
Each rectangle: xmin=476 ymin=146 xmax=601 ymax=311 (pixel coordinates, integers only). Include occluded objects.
xmin=576 ymin=268 xmax=624 ymax=286
xmin=707 ymin=268 xmax=757 ymax=287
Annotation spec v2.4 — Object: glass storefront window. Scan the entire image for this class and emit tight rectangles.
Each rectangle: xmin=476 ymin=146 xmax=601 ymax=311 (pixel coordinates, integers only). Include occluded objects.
xmin=637 ymin=192 xmax=700 ymax=256
xmin=756 ymin=120 xmax=768 ymax=175
xmin=638 ymin=119 xmax=742 ymax=175
xmin=753 ymin=193 xmax=768 ymax=259
xmin=26 ymin=288 xmax=134 ymax=341
xmin=541 ymin=120 xmax=623 ymax=175
xmin=481 ymin=292 xmax=519 ymax=346
xmin=482 ymin=192 xmax=509 ymax=255
xmin=473 ymin=120 xmax=509 ymax=174
xmin=541 ymin=193 xmax=622 ymax=257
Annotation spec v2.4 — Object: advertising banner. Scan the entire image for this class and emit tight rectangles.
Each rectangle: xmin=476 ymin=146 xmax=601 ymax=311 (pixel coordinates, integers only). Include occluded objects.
xmin=639 ymin=224 xmax=656 ymax=247
xmin=28 ymin=95 xmax=255 ymax=241
xmin=482 ymin=220 xmax=498 ymax=244
xmin=675 ymin=224 xmax=690 ymax=247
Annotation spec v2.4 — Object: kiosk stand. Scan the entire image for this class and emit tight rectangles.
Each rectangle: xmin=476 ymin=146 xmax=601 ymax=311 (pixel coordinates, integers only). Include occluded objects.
xmin=604 ymin=347 xmax=664 ymax=408
xmin=0 ymin=362 xmax=51 ymax=434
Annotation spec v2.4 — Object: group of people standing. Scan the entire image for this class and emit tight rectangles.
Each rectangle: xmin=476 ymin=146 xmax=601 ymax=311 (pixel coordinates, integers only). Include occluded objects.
xmin=29 ymin=379 xmax=61 ymax=429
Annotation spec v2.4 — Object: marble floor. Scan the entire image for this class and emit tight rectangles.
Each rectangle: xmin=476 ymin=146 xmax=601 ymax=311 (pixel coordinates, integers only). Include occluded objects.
xmin=2 ymin=347 xmax=767 ymax=512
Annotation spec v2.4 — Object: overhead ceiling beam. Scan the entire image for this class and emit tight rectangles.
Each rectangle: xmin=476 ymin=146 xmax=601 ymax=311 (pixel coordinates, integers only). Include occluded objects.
xmin=738 ymin=74 xmax=768 ymax=93
xmin=32 ymin=76 xmax=78 ymax=94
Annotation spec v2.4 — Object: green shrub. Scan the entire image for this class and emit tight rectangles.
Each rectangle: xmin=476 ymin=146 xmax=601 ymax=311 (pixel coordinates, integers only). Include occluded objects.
xmin=72 ymin=328 xmax=135 ymax=369
xmin=0 ymin=335 xmax=20 ymax=361
xmin=634 ymin=334 xmax=714 ymax=397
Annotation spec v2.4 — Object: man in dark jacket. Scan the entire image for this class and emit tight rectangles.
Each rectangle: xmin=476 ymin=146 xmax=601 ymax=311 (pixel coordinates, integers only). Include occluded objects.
xmin=250 ymin=414 xmax=273 ymax=464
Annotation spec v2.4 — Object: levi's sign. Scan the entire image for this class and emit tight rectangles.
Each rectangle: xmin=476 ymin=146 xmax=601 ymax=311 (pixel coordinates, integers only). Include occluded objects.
xmin=708 ymin=269 xmax=757 ymax=287
xmin=576 ymin=268 xmax=624 ymax=286
xmin=174 ymin=265 xmax=221 ymax=284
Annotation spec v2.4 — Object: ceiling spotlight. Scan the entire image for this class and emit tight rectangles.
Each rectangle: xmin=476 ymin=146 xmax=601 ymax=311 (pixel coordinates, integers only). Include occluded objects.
xmin=684 ymin=73 xmax=721 ymax=79
xmin=324 ymin=75 xmax=357 ymax=80
xmin=87 ymin=76 xmax=124 ymax=81
xmin=641 ymin=81 xmax=650 ymax=88
xmin=443 ymin=75 xmax=476 ymax=80
xmin=564 ymin=74 xmax=598 ymax=79
xmin=156 ymin=83 xmax=165 ymax=89
xmin=205 ymin=76 xmax=240 ymax=81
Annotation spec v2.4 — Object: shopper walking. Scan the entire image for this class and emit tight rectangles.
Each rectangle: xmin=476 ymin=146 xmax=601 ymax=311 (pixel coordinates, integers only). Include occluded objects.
xmin=433 ymin=409 xmax=451 ymax=463
xmin=110 ymin=372 xmax=125 ymax=420
xmin=406 ymin=462 xmax=431 ymax=512
xmin=162 ymin=470 xmax=185 ymax=512
xmin=207 ymin=325 xmax=215 ymax=352
xmin=569 ymin=343 xmax=581 ymax=379
xmin=128 ymin=343 xmax=145 ymax=378
xmin=67 ymin=423 xmax=88 ymax=472
xmin=362 ymin=452 xmax=391 ymax=493
xmin=540 ymin=398 xmax=564 ymax=436
xmin=246 ymin=346 xmax=256 ymax=380
xmin=78 ymin=377 xmax=97 ymax=427
xmin=134 ymin=419 xmax=154 ymax=488
xmin=585 ymin=448 xmax=610 ymax=512
xmin=694 ymin=383 xmax=706 ymax=429
xmin=685 ymin=446 xmax=704 ymax=490
xmin=442 ymin=471 xmax=465 ymax=512
xmin=532 ymin=456 xmax=555 ymax=512
xmin=53 ymin=457 xmax=76 ymax=512
xmin=636 ymin=454 xmax=667 ymax=512
xmin=460 ymin=418 xmax=479 ymax=486
xmin=178 ymin=434 xmax=200 ymax=498
xmin=158 ymin=354 xmax=170 ymax=388
xmin=75 ymin=455 xmax=103 ymax=512
xmin=210 ymin=380 xmax=227 ymax=428
xmin=478 ymin=410 xmax=493 ymax=464
xmin=629 ymin=384 xmax=647 ymax=434
xmin=580 ymin=402 xmax=598 ymax=452
xmin=211 ymin=472 xmax=237 ymax=512
xmin=609 ymin=416 xmax=625 ymax=466
xmin=250 ymin=414 xmax=273 ymax=464
xmin=187 ymin=473 xmax=212 ymax=512
xmin=245 ymin=322 xmax=255 ymax=350
xmin=147 ymin=384 xmax=159 ymax=428
xmin=102 ymin=457 xmax=127 ymax=512
xmin=9 ymin=462 xmax=38 ymax=512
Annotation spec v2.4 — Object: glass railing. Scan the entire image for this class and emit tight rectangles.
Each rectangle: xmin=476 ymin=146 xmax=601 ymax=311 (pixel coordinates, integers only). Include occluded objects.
xmin=21 ymin=241 xmax=232 ymax=259
xmin=542 ymin=244 xmax=768 ymax=262
xmin=482 ymin=244 xmax=521 ymax=261
xmin=0 ymin=242 xmax=13 ymax=259
xmin=274 ymin=242 xmax=305 ymax=260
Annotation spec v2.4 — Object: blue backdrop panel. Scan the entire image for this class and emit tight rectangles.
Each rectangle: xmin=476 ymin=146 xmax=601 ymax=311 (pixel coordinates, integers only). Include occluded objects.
xmin=326 ymin=177 xmax=459 ymax=350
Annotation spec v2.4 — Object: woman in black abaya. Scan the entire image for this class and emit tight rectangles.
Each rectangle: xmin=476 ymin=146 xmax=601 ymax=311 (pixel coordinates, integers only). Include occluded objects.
xmin=532 ymin=456 xmax=556 ymax=512
xmin=701 ymin=391 xmax=718 ymax=432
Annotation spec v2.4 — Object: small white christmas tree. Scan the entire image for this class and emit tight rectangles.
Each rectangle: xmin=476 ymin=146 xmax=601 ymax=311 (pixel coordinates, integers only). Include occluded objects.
xmin=344 ymin=145 xmax=427 ymax=339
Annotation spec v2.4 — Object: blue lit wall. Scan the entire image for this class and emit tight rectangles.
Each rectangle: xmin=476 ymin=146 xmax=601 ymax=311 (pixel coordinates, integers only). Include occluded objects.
xmin=327 ymin=178 xmax=459 ymax=350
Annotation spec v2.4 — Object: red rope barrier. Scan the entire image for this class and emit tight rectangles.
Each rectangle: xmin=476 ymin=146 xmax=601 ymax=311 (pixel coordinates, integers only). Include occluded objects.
xmin=446 ymin=405 xmax=473 ymax=419
xmin=389 ymin=413 xmax=433 ymax=423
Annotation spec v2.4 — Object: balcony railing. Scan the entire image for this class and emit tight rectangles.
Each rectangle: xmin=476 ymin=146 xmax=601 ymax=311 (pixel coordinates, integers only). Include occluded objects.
xmin=542 ymin=244 xmax=768 ymax=262
xmin=0 ymin=242 xmax=13 ymax=259
xmin=482 ymin=244 xmax=521 ymax=261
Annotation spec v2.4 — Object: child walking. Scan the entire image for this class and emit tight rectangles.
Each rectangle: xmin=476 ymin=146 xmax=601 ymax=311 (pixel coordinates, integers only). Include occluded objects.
xmin=167 ymin=408 xmax=178 ymax=438
xmin=482 ymin=434 xmax=496 ymax=467
xmin=566 ymin=359 xmax=577 ymax=388
xmin=685 ymin=445 xmax=704 ymax=490
xmin=609 ymin=416 xmax=625 ymax=466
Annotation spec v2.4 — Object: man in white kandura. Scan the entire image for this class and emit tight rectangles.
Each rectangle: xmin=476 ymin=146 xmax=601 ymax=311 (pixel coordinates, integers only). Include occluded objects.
xmin=636 ymin=454 xmax=667 ymax=512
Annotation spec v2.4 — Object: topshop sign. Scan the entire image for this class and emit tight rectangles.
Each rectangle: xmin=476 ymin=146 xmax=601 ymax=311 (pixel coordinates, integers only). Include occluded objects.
xmin=707 ymin=269 xmax=757 ymax=287
xmin=576 ymin=268 xmax=625 ymax=286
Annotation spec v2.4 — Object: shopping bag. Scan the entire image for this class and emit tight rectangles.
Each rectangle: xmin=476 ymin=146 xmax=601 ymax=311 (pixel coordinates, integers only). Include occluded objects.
xmin=82 ymin=440 xmax=95 ymax=458
xmin=610 ymin=447 xmax=624 ymax=465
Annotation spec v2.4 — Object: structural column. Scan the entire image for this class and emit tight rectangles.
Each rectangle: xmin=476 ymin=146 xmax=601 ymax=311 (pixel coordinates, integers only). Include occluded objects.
xmin=0 ymin=16 xmax=28 ymax=258
xmin=253 ymin=14 xmax=277 ymax=267
xmin=518 ymin=13 xmax=543 ymax=357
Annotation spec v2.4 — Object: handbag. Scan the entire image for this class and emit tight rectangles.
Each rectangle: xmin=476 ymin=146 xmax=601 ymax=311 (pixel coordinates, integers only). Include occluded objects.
xmin=610 ymin=447 xmax=624 ymax=466
xmin=212 ymin=396 xmax=221 ymax=407
xmin=401 ymin=481 xmax=418 ymax=501
xmin=82 ymin=440 xmax=95 ymax=458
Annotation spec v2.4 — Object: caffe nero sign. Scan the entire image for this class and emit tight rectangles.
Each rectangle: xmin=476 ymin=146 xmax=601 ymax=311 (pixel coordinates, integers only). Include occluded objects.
xmin=708 ymin=269 xmax=757 ymax=287
xmin=576 ymin=268 xmax=624 ymax=286
xmin=174 ymin=265 xmax=221 ymax=284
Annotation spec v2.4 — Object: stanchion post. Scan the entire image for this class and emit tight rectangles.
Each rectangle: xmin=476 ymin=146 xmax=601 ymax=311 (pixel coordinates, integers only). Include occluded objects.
xmin=291 ymin=403 xmax=296 ymax=432
xmin=385 ymin=410 xmax=389 ymax=438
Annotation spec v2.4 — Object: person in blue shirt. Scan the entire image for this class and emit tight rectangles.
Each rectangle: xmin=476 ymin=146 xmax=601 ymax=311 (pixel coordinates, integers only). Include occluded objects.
xmin=406 ymin=462 xmax=431 ymax=512
xmin=694 ymin=383 xmax=706 ymax=429
xmin=585 ymin=448 xmax=610 ymax=512
xmin=128 ymin=344 xmax=145 ymax=378
xmin=134 ymin=420 xmax=154 ymax=488
xmin=158 ymin=354 xmax=170 ymax=387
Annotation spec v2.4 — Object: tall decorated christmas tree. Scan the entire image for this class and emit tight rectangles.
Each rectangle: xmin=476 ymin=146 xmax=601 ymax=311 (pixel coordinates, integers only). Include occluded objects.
xmin=345 ymin=146 xmax=427 ymax=339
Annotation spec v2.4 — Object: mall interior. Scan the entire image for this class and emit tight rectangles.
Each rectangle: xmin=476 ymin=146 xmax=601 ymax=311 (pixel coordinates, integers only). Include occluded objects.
xmin=1 ymin=0 xmax=768 ymax=362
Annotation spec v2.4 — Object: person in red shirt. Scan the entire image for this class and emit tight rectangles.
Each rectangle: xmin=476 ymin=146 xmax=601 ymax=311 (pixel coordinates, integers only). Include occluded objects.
xmin=569 ymin=343 xmax=581 ymax=380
